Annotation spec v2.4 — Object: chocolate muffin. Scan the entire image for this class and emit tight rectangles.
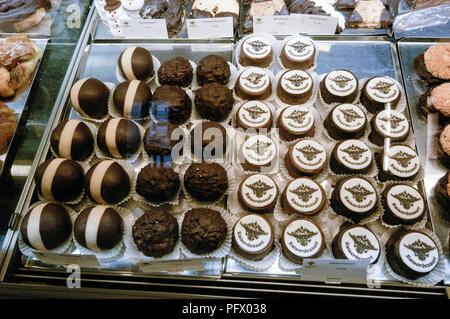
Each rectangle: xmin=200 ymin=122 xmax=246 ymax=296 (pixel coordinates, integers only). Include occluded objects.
xmin=330 ymin=139 xmax=373 ymax=175
xmin=360 ymin=76 xmax=401 ymax=114
xmin=418 ymin=83 xmax=450 ymax=122
xmin=382 ymin=184 xmax=425 ymax=226
xmin=158 ymin=57 xmax=193 ymax=87
xmin=435 ymin=172 xmax=450 ymax=219
xmin=320 ymin=70 xmax=358 ymax=105
xmin=375 ymin=144 xmax=421 ymax=182
xmin=369 ymin=109 xmax=410 ymax=146
xmin=152 ymin=85 xmax=192 ymax=125
xmin=437 ymin=124 xmax=450 ymax=169
xmin=132 ymin=208 xmax=179 ymax=258
xmin=190 ymin=121 xmax=227 ymax=159
xmin=194 ymin=82 xmax=234 ymax=122
xmin=323 ymin=104 xmax=367 ymax=140
xmin=284 ymin=138 xmax=327 ymax=178
xmin=136 ymin=165 xmax=180 ymax=203
xmin=196 ymin=55 xmax=231 ymax=86
xmin=414 ymin=43 xmax=450 ymax=85
xmin=143 ymin=122 xmax=184 ymax=161
xmin=184 ymin=163 xmax=228 ymax=202
xmin=181 ymin=208 xmax=228 ymax=254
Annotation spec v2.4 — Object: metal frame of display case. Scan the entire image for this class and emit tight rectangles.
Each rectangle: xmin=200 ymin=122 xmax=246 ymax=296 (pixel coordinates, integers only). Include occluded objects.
xmin=0 ymin=3 xmax=448 ymax=299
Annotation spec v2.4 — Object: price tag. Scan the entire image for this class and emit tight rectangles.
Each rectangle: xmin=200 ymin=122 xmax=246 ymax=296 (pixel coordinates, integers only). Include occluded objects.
xmin=301 ymin=259 xmax=370 ymax=284
xmin=138 ymin=259 xmax=206 ymax=273
xmin=253 ymin=15 xmax=301 ymax=35
xmin=121 ymin=19 xmax=169 ymax=39
xmin=293 ymin=14 xmax=338 ymax=34
xmin=187 ymin=17 xmax=234 ymax=39
xmin=33 ymin=252 xmax=101 ymax=268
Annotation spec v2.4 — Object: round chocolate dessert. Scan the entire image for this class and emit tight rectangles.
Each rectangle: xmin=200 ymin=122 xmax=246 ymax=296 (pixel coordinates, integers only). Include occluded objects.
xmin=136 ymin=165 xmax=180 ymax=203
xmin=34 ymin=158 xmax=84 ymax=202
xmin=369 ymin=109 xmax=410 ymax=146
xmin=196 ymin=54 xmax=231 ymax=86
xmin=277 ymin=105 xmax=315 ymax=141
xmin=152 ymin=85 xmax=192 ymax=125
xmin=132 ymin=208 xmax=179 ymax=258
xmin=284 ymin=138 xmax=327 ymax=178
xmin=418 ymin=83 xmax=450 ymax=121
xmin=238 ymin=174 xmax=279 ymax=214
xmin=382 ymin=184 xmax=425 ymax=226
xmin=280 ymin=36 xmax=316 ymax=70
xmin=236 ymin=101 xmax=273 ymax=130
xmin=112 ymin=80 xmax=152 ymax=119
xmin=118 ymin=46 xmax=154 ymax=81
xmin=330 ymin=176 xmax=378 ymax=223
xmin=50 ymin=120 xmax=94 ymax=161
xmin=323 ymin=104 xmax=367 ymax=140
xmin=74 ymin=206 xmax=123 ymax=252
xmin=330 ymin=139 xmax=373 ymax=175
xmin=241 ymin=134 xmax=277 ymax=172
xmin=238 ymin=35 xmax=273 ymax=68
xmin=376 ymin=144 xmax=421 ymax=182
xmin=97 ymin=118 xmax=142 ymax=159
xmin=158 ymin=57 xmax=193 ymax=87
xmin=277 ymin=69 xmax=314 ymax=105
xmin=189 ymin=121 xmax=227 ymax=159
xmin=331 ymin=223 xmax=380 ymax=264
xmin=184 ymin=163 xmax=228 ymax=202
xmin=319 ymin=70 xmax=358 ymax=105
xmin=70 ymin=78 xmax=109 ymax=119
xmin=360 ymin=76 xmax=401 ymax=114
xmin=437 ymin=124 xmax=450 ymax=169
xmin=20 ymin=202 xmax=72 ymax=251
xmin=235 ymin=67 xmax=272 ymax=101
xmin=84 ymin=160 xmax=130 ymax=205
xmin=414 ymin=43 xmax=450 ymax=85
xmin=386 ymin=229 xmax=440 ymax=280
xmin=435 ymin=172 xmax=450 ymax=217
xmin=194 ymin=82 xmax=234 ymax=122
xmin=281 ymin=218 xmax=325 ymax=264
xmin=143 ymin=122 xmax=184 ymax=161
xmin=232 ymin=214 xmax=274 ymax=261
xmin=181 ymin=208 xmax=227 ymax=254
xmin=281 ymin=177 xmax=326 ymax=216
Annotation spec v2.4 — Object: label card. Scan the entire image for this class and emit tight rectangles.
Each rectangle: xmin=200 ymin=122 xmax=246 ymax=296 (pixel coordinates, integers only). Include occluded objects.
xmin=253 ymin=15 xmax=301 ymax=35
xmin=293 ymin=14 xmax=338 ymax=34
xmin=33 ymin=252 xmax=101 ymax=268
xmin=301 ymin=259 xmax=370 ymax=284
xmin=138 ymin=259 xmax=206 ymax=273
xmin=121 ymin=19 xmax=169 ymax=39
xmin=187 ymin=17 xmax=234 ymax=39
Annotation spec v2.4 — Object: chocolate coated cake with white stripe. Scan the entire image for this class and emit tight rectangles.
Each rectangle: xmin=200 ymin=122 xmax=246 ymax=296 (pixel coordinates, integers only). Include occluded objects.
xmin=70 ymin=78 xmax=110 ymax=119
xmin=118 ymin=46 xmax=155 ymax=81
xmin=97 ymin=118 xmax=141 ymax=159
xmin=113 ymin=80 xmax=152 ymax=119
xmin=50 ymin=120 xmax=94 ymax=161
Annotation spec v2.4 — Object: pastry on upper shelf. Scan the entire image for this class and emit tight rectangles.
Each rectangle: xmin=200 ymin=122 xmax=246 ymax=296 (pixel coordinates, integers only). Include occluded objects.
xmin=437 ymin=124 xmax=450 ymax=169
xmin=414 ymin=43 xmax=450 ymax=85
xmin=0 ymin=34 xmax=43 ymax=99
xmin=0 ymin=0 xmax=52 ymax=33
xmin=242 ymin=0 xmax=289 ymax=34
xmin=417 ymin=82 xmax=450 ymax=121
xmin=139 ymin=0 xmax=185 ymax=37
xmin=189 ymin=0 xmax=240 ymax=30
xmin=287 ymin=0 xmax=343 ymax=33
xmin=346 ymin=0 xmax=393 ymax=29
xmin=0 ymin=102 xmax=16 ymax=153
xmin=407 ymin=0 xmax=450 ymax=10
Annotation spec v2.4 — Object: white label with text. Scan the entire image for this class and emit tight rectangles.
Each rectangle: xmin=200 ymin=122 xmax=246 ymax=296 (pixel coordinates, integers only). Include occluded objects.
xmin=253 ymin=16 xmax=301 ymax=35
xmin=187 ymin=17 xmax=234 ymax=38
xmin=121 ymin=18 xmax=169 ymax=39
xmin=301 ymin=259 xmax=370 ymax=284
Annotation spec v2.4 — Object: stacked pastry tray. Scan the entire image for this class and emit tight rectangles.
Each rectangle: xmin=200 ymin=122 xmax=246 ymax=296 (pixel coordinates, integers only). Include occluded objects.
xmin=12 ymin=34 xmax=447 ymax=288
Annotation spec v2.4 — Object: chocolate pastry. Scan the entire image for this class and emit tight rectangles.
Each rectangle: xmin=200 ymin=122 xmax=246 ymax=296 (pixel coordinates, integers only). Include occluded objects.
xmin=238 ymin=35 xmax=273 ymax=68
xmin=282 ymin=218 xmax=325 ymax=264
xmin=196 ymin=55 xmax=231 ymax=86
xmin=20 ymin=202 xmax=72 ymax=251
xmin=236 ymin=100 xmax=273 ymax=130
xmin=281 ymin=177 xmax=326 ymax=216
xmin=369 ymin=109 xmax=410 ymax=146
xmin=190 ymin=0 xmax=240 ymax=30
xmin=0 ymin=0 xmax=52 ymax=33
xmin=143 ymin=122 xmax=184 ymax=161
xmin=184 ymin=162 xmax=228 ymax=202
xmin=277 ymin=69 xmax=314 ymax=105
xmin=375 ymin=144 xmax=421 ymax=182
xmin=139 ymin=0 xmax=185 ymax=37
xmin=284 ymin=138 xmax=327 ymax=178
xmin=320 ymin=70 xmax=358 ymax=105
xmin=235 ymin=67 xmax=272 ymax=100
xmin=288 ymin=0 xmax=343 ymax=33
xmin=324 ymin=104 xmax=367 ymax=140
xmin=113 ymin=80 xmax=152 ymax=119
xmin=241 ymin=134 xmax=277 ymax=172
xmin=331 ymin=223 xmax=380 ymax=264
xmin=346 ymin=0 xmax=393 ymax=29
xmin=0 ymin=101 xmax=16 ymax=152
xmin=189 ymin=121 xmax=227 ymax=159
xmin=382 ymin=184 xmax=425 ymax=226
xmin=330 ymin=139 xmax=373 ymax=175
xmin=97 ymin=118 xmax=142 ymax=159
xmin=435 ymin=172 xmax=450 ymax=219
xmin=238 ymin=174 xmax=279 ymax=213
xmin=279 ymin=36 xmax=316 ymax=70
xmin=85 ymin=160 xmax=131 ymax=205
xmin=181 ymin=208 xmax=227 ymax=254
xmin=50 ymin=120 xmax=93 ymax=161
xmin=330 ymin=176 xmax=378 ymax=223
xmin=136 ymin=164 xmax=180 ymax=203
xmin=409 ymin=0 xmax=450 ymax=10
xmin=132 ymin=208 xmax=179 ymax=257
xmin=414 ymin=44 xmax=450 ymax=85
xmin=386 ymin=229 xmax=440 ymax=280
xmin=158 ymin=57 xmax=193 ymax=87
xmin=232 ymin=214 xmax=274 ymax=261
xmin=74 ymin=206 xmax=124 ymax=252
xmin=34 ymin=158 xmax=84 ymax=202
xmin=437 ymin=124 xmax=450 ymax=168
xmin=189 ymin=8 xmax=213 ymax=18
xmin=336 ymin=0 xmax=356 ymax=9
xmin=152 ymin=85 xmax=192 ymax=125
xmin=360 ymin=76 xmax=401 ymax=114
xmin=70 ymin=78 xmax=110 ymax=119
xmin=194 ymin=82 xmax=234 ymax=122
xmin=243 ymin=0 xmax=289 ymax=33
xmin=277 ymin=105 xmax=315 ymax=141
xmin=418 ymin=83 xmax=450 ymax=121
xmin=118 ymin=46 xmax=154 ymax=81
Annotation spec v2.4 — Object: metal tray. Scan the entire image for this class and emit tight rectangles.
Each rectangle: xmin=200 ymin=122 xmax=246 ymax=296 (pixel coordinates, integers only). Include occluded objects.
xmin=397 ymin=38 xmax=450 ymax=285
xmin=0 ymin=36 xmax=48 ymax=177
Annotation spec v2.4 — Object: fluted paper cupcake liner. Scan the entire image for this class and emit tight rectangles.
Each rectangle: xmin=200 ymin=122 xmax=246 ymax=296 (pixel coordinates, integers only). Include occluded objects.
xmin=275 ymin=35 xmax=318 ymax=73
xmin=230 ymin=100 xmax=277 ymax=130
xmin=232 ymin=67 xmax=277 ymax=104
xmin=235 ymin=33 xmax=278 ymax=71
xmin=115 ymin=55 xmax=161 ymax=85
xmin=229 ymin=242 xmax=281 ymax=272
xmin=153 ymin=60 xmax=197 ymax=90
xmin=273 ymin=70 xmax=319 ymax=110
xmin=71 ymin=82 xmax=114 ymax=124
xmin=191 ymin=62 xmax=238 ymax=91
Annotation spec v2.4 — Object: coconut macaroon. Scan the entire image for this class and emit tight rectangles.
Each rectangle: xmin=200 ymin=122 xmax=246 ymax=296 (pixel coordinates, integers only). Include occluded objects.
xmin=431 ymin=82 xmax=450 ymax=117
xmin=424 ymin=43 xmax=450 ymax=81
